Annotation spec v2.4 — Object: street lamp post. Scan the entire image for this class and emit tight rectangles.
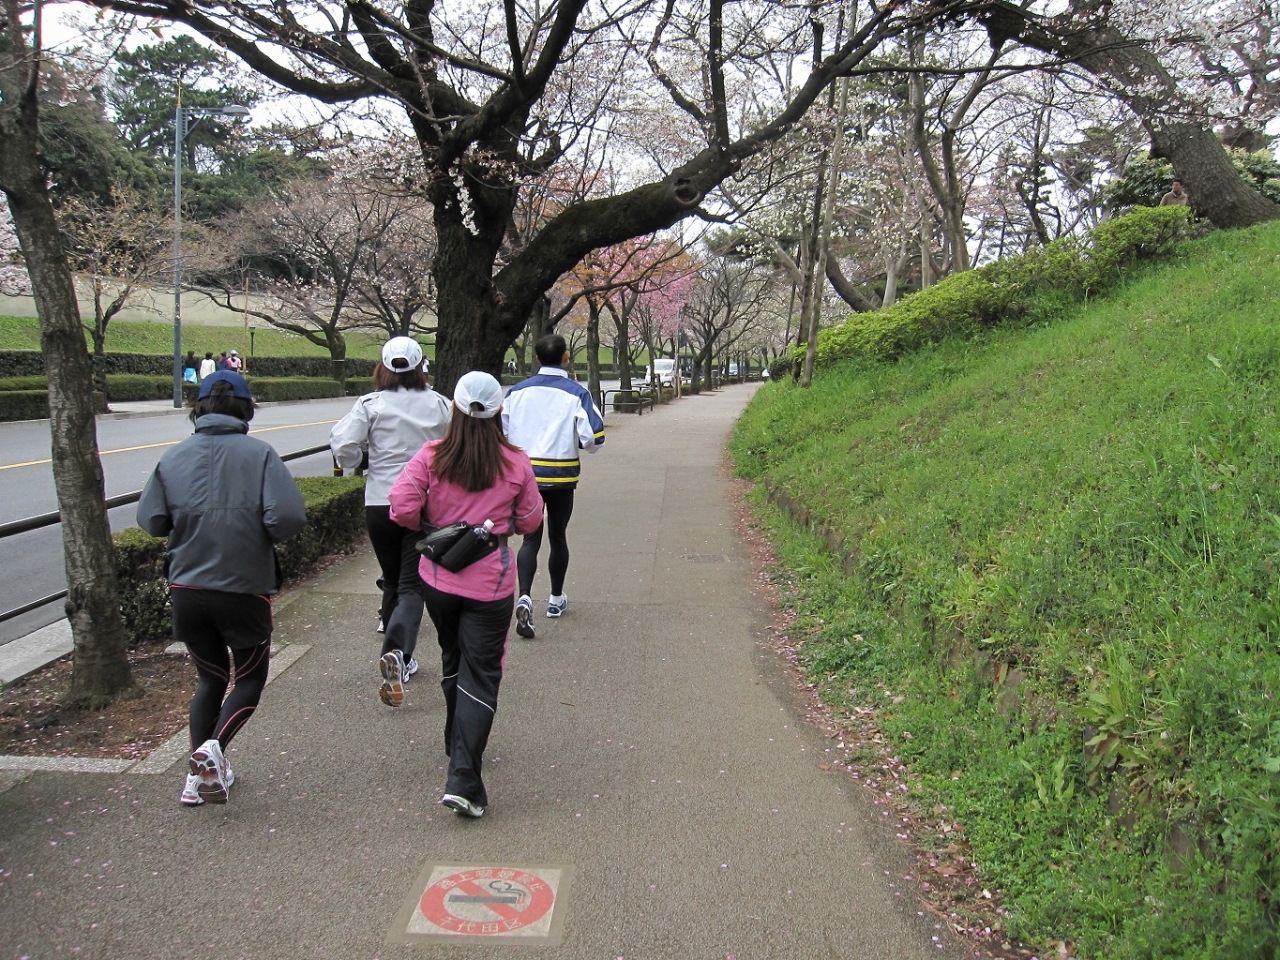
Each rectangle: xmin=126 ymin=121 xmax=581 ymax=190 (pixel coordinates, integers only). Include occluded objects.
xmin=173 ymin=103 xmax=250 ymax=407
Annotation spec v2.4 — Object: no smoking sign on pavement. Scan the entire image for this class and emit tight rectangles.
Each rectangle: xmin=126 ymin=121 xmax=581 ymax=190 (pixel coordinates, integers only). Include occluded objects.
xmin=390 ymin=862 xmax=573 ymax=946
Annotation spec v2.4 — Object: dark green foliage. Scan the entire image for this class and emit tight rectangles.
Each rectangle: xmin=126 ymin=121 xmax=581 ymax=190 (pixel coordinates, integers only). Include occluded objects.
xmin=246 ymin=377 xmax=344 ymax=401
xmin=0 ymin=390 xmax=50 ymax=421
xmin=0 ymin=375 xmax=50 ymax=391
xmin=113 ymin=528 xmax=171 ymax=648
xmin=112 ymin=476 xmax=366 ymax=646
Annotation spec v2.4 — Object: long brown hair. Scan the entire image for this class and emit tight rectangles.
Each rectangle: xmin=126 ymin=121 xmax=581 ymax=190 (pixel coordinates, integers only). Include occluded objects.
xmin=432 ymin=408 xmax=521 ymax=492
xmin=373 ymin=361 xmax=427 ymax=392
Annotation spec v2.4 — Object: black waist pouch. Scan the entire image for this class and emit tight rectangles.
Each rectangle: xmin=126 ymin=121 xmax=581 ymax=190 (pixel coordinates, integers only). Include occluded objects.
xmin=416 ymin=522 xmax=499 ymax=572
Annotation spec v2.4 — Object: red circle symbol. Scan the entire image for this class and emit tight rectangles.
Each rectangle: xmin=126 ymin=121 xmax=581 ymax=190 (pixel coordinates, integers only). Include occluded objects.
xmin=419 ymin=868 xmax=556 ymax=935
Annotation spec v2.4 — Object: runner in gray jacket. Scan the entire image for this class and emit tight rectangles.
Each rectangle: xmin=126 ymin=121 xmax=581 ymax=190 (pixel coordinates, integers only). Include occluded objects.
xmin=137 ymin=371 xmax=305 ymax=806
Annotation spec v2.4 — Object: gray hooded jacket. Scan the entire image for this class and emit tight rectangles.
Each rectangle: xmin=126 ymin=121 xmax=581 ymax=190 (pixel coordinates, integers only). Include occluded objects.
xmin=137 ymin=414 xmax=306 ymax=595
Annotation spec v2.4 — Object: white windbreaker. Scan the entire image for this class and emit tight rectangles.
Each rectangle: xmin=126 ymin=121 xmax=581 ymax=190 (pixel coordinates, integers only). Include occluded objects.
xmin=329 ymin=387 xmax=453 ymax=505
xmin=502 ymin=367 xmax=605 ymax=489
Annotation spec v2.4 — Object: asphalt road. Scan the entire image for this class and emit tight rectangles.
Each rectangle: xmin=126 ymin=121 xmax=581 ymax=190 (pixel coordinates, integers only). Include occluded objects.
xmin=0 ymin=398 xmax=356 ymax=646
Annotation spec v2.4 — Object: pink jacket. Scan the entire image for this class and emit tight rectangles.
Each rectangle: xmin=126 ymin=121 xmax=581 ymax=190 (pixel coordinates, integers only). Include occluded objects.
xmin=388 ymin=440 xmax=543 ymax=601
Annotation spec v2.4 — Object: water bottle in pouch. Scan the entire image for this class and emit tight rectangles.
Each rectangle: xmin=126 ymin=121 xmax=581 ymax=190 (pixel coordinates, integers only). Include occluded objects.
xmin=438 ymin=518 xmax=497 ymax=572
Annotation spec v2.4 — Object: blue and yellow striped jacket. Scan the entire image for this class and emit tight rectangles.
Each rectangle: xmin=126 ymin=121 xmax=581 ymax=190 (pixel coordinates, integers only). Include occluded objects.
xmin=502 ymin=368 xmax=605 ymax=489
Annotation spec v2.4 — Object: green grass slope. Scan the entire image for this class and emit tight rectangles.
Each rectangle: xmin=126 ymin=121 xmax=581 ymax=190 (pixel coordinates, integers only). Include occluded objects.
xmin=731 ymin=221 xmax=1280 ymax=959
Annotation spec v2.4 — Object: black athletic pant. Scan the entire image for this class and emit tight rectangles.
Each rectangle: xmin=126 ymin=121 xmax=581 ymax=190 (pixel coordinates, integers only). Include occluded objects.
xmin=366 ymin=505 xmax=426 ymax=664
xmin=422 ymin=583 xmax=513 ymax=807
xmin=172 ymin=587 xmax=273 ymax=751
xmin=517 ymin=487 xmax=574 ymax=597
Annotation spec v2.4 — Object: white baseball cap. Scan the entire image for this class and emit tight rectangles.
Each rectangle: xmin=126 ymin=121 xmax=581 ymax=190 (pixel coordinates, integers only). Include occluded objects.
xmin=453 ymin=371 xmax=503 ymax=419
xmin=381 ymin=336 xmax=423 ymax=372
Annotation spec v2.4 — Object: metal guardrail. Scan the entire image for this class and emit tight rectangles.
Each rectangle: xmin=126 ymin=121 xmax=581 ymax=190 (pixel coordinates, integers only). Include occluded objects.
xmin=0 ymin=442 xmax=335 ymax=625
xmin=599 ymin=385 xmax=656 ymax=415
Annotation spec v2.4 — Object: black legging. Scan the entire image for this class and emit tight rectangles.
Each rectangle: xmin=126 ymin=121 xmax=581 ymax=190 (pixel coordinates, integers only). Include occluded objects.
xmin=517 ymin=488 xmax=574 ymax=597
xmin=172 ymin=588 xmax=273 ymax=750
xmin=366 ymin=505 xmax=426 ymax=664
xmin=422 ymin=582 xmax=513 ymax=807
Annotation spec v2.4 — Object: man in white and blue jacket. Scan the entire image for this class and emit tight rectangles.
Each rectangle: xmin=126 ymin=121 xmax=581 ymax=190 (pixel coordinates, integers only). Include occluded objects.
xmin=502 ymin=334 xmax=605 ymax=639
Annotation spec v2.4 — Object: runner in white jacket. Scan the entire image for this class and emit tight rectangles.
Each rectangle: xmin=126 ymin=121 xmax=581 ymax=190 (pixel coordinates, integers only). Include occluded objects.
xmin=330 ymin=337 xmax=451 ymax=700
xmin=501 ymin=333 xmax=605 ymax=638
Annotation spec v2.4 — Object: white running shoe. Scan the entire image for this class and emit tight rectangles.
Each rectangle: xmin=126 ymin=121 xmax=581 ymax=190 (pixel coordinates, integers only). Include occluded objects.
xmin=380 ymin=650 xmax=405 ymax=707
xmin=180 ymin=763 xmax=234 ymax=806
xmin=515 ymin=595 xmax=535 ymax=638
xmin=189 ymin=739 xmax=229 ymax=804
xmin=405 ymin=657 xmax=419 ymax=680
xmin=442 ymin=793 xmax=486 ymax=818
xmin=546 ymin=594 xmax=568 ymax=618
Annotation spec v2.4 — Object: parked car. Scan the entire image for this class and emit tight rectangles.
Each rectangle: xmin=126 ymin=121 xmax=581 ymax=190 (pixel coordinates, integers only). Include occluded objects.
xmin=644 ymin=358 xmax=677 ymax=387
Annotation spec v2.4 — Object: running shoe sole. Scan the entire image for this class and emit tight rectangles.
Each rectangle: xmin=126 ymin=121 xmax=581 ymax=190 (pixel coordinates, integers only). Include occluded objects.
xmin=190 ymin=746 xmax=228 ymax=804
xmin=380 ymin=651 xmax=405 ymax=707
xmin=515 ymin=602 xmax=535 ymax=639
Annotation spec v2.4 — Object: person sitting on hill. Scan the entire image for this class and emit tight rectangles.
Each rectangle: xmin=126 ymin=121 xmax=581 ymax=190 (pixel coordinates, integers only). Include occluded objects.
xmin=1160 ymin=179 xmax=1190 ymax=207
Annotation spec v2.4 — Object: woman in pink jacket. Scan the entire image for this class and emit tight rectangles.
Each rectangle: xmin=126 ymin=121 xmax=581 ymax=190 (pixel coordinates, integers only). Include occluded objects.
xmin=388 ymin=371 xmax=542 ymax=818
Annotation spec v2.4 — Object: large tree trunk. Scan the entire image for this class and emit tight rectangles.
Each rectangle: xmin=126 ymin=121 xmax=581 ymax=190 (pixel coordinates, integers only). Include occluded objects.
xmin=0 ymin=7 xmax=134 ymax=708
xmin=1008 ymin=4 xmax=1280 ymax=229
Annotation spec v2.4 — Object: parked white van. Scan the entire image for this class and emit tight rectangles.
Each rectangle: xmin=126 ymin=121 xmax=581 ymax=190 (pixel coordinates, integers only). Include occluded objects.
xmin=644 ymin=358 xmax=677 ymax=387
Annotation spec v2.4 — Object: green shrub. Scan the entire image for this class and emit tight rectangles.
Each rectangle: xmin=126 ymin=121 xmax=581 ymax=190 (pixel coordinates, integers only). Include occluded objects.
xmin=0 ymin=390 xmax=50 ymax=421
xmin=113 ymin=528 xmax=171 ymax=647
xmin=105 ymin=375 xmax=172 ymax=402
xmin=1085 ymin=204 xmax=1195 ymax=285
xmin=0 ymin=375 xmax=48 ymax=391
xmin=797 ymin=207 xmax=1194 ymax=370
xmin=113 ymin=475 xmax=367 ymax=646
xmin=344 ymin=377 xmax=374 ymax=396
xmin=246 ymin=377 xmax=344 ymax=402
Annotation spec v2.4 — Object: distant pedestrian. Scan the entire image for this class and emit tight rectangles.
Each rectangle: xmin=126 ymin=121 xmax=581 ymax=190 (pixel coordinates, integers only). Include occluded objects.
xmin=388 ymin=371 xmax=543 ymax=818
xmin=198 ymin=352 xmax=216 ymax=380
xmin=183 ymin=351 xmax=198 ymax=384
xmin=136 ymin=371 xmax=306 ymax=807
xmin=226 ymin=349 xmax=242 ymax=372
xmin=1160 ymin=179 xmax=1189 ymax=207
xmin=502 ymin=333 xmax=605 ymax=639
xmin=216 ymin=351 xmax=229 ymax=371
xmin=329 ymin=337 xmax=452 ymax=706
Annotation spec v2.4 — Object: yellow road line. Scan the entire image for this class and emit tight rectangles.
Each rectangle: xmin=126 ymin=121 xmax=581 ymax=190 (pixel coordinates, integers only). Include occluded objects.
xmin=0 ymin=419 xmax=338 ymax=471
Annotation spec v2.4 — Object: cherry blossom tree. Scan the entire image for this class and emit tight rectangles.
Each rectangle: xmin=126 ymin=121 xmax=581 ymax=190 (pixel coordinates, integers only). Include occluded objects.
xmin=78 ymin=0 xmax=1069 ymax=393
xmin=58 ymin=187 xmax=171 ymax=396
xmin=1006 ymin=0 xmax=1280 ymax=227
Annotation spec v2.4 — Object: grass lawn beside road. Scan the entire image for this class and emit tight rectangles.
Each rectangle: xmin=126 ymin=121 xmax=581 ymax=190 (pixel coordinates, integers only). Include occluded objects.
xmin=0 ymin=315 xmax=387 ymax=359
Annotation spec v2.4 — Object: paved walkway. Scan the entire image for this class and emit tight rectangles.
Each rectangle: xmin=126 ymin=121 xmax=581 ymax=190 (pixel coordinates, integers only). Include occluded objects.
xmin=0 ymin=387 xmax=964 ymax=959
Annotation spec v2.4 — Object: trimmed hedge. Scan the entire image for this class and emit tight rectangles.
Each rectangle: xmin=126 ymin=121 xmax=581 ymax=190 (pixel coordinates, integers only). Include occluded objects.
xmin=0 ymin=390 xmax=52 ymax=421
xmin=248 ymin=377 xmax=344 ymax=401
xmin=113 ymin=475 xmax=367 ymax=646
xmin=0 ymin=375 xmax=49 ymax=391
xmin=789 ymin=206 xmax=1194 ymax=371
xmin=0 ymin=388 xmax=109 ymax=419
